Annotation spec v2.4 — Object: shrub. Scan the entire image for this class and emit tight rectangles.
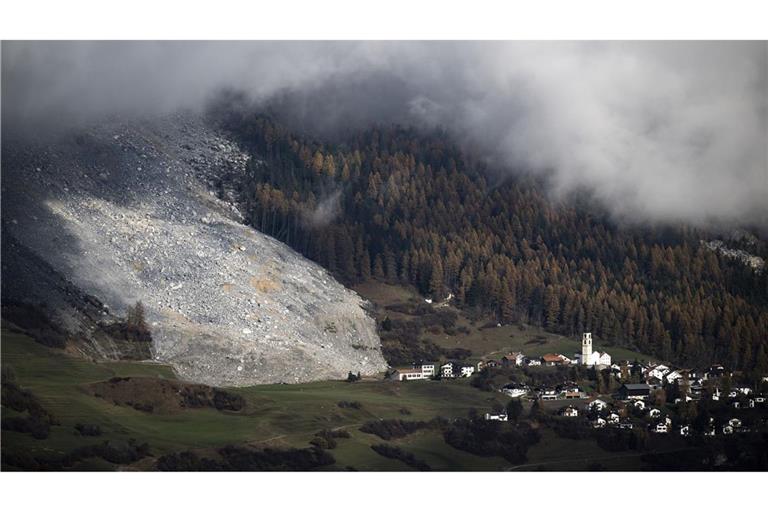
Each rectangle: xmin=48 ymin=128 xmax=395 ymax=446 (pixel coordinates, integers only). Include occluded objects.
xmin=371 ymin=444 xmax=431 ymax=471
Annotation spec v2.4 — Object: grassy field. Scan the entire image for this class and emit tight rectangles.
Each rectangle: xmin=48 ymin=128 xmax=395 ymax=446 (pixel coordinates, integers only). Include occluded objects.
xmin=3 ymin=287 xmax=663 ymax=472
xmin=1 ymin=328 xmax=512 ymax=470
xmin=354 ymin=281 xmax=656 ymax=363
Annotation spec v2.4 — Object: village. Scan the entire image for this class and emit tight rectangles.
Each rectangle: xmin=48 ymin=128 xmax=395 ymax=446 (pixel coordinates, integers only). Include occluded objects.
xmin=386 ymin=332 xmax=768 ymax=438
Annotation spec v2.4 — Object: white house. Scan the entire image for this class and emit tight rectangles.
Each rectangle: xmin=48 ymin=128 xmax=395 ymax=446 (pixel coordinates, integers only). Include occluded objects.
xmin=440 ymin=363 xmax=454 ymax=378
xmin=665 ymin=370 xmax=684 ymax=384
xmin=607 ymin=413 xmax=621 ymax=425
xmin=653 ymin=423 xmax=669 ymax=434
xmin=729 ymin=418 xmax=742 ymax=428
xmin=392 ymin=367 xmax=427 ymax=381
xmin=633 ymin=400 xmax=647 ymax=411
xmin=679 ymin=425 xmax=691 ymax=437
xmin=540 ymin=389 xmax=558 ymax=401
xmin=646 ymin=364 xmax=671 ymax=381
xmin=593 ymin=417 xmax=607 ymax=429
xmin=460 ymin=365 xmax=475 ymax=378
xmin=561 ymin=406 xmax=579 ymax=417
xmin=648 ymin=408 xmax=662 ymax=419
xmin=421 ymin=363 xmax=436 ymax=378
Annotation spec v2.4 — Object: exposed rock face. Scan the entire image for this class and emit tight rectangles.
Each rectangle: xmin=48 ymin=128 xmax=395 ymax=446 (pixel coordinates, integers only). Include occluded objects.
xmin=1 ymin=115 xmax=387 ymax=386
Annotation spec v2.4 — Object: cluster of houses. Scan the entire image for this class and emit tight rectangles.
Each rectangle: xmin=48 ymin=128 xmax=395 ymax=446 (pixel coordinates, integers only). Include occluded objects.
xmin=389 ymin=361 xmax=475 ymax=381
xmin=390 ymin=333 xmax=614 ymax=382
xmin=552 ymin=385 xmax=765 ymax=436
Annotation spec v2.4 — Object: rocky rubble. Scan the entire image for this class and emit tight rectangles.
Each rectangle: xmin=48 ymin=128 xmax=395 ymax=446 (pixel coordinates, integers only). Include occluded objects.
xmin=1 ymin=114 xmax=387 ymax=386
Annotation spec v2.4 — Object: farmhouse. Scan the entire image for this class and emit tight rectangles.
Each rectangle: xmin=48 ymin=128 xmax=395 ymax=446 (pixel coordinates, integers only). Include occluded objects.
xmin=618 ymin=383 xmax=652 ymax=400
xmin=560 ymin=406 xmax=579 ymax=417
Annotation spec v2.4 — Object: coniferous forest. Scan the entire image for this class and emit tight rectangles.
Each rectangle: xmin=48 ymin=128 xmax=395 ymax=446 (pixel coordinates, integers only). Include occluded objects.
xmin=213 ymin=107 xmax=768 ymax=374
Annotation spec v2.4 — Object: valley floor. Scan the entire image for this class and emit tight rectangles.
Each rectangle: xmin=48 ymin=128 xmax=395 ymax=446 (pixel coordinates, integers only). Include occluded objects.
xmin=2 ymin=327 xmax=673 ymax=471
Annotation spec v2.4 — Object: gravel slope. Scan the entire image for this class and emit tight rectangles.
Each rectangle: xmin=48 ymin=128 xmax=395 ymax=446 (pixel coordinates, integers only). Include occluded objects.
xmin=1 ymin=115 xmax=387 ymax=386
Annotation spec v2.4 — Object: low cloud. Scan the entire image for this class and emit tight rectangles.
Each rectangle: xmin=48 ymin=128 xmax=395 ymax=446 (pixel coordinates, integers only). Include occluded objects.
xmin=3 ymin=41 xmax=766 ymax=227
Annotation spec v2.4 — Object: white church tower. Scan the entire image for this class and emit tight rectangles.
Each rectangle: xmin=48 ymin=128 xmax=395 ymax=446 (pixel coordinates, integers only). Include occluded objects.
xmin=581 ymin=332 xmax=593 ymax=365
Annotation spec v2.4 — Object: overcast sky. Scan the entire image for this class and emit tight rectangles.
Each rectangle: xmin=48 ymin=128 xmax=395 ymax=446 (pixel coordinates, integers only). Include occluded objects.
xmin=3 ymin=41 xmax=767 ymax=227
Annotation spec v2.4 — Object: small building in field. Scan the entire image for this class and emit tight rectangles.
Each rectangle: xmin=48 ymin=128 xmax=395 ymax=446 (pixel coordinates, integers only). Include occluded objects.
xmin=560 ymin=406 xmax=579 ymax=417
xmin=485 ymin=412 xmax=508 ymax=421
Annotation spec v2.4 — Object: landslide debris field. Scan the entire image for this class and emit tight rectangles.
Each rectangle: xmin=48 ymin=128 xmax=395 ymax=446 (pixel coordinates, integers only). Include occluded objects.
xmin=1 ymin=115 xmax=386 ymax=385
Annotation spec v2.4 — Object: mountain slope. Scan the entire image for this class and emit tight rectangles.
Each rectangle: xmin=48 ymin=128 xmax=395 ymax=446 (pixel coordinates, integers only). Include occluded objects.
xmin=1 ymin=115 xmax=387 ymax=386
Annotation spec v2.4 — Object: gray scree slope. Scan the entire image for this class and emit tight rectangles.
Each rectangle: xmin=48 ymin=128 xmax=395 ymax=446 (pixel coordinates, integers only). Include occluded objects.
xmin=1 ymin=115 xmax=387 ymax=386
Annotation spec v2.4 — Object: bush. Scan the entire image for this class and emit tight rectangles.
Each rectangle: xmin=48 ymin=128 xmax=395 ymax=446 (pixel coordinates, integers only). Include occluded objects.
xmin=371 ymin=444 xmax=431 ymax=471
xmin=359 ymin=419 xmax=434 ymax=440
xmin=195 ymin=446 xmax=335 ymax=471
xmin=74 ymin=423 xmax=103 ymax=436
xmin=337 ymin=400 xmax=363 ymax=409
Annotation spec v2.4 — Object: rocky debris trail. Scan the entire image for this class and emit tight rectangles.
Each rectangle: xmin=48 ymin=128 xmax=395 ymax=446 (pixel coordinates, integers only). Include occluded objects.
xmin=1 ymin=114 xmax=387 ymax=386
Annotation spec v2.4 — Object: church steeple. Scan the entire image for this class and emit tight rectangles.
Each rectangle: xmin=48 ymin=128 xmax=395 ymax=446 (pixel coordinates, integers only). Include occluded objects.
xmin=581 ymin=332 xmax=593 ymax=365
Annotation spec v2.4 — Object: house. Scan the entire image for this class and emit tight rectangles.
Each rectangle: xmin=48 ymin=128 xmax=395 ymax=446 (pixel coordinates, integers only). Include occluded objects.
xmin=665 ymin=370 xmax=684 ymax=384
xmin=653 ymin=423 xmax=669 ymax=434
xmin=679 ymin=425 xmax=691 ymax=437
xmin=525 ymin=358 xmax=541 ymax=367
xmin=484 ymin=412 xmax=508 ymax=422
xmin=737 ymin=387 xmax=753 ymax=395
xmin=420 ymin=363 xmax=436 ymax=378
xmin=540 ymin=389 xmax=558 ymax=401
xmin=618 ymin=421 xmax=634 ymax=430
xmin=646 ymin=364 xmax=670 ymax=381
xmin=607 ymin=413 xmax=621 ymax=424
xmin=541 ymin=353 xmax=569 ymax=366
xmin=729 ymin=418 xmax=742 ymax=428
xmin=632 ymin=400 xmax=647 ymax=411
xmin=391 ymin=364 xmax=432 ymax=381
xmin=722 ymin=425 xmax=734 ymax=435
xmin=501 ymin=384 xmax=529 ymax=398
xmin=618 ymin=383 xmax=652 ymax=400
xmin=648 ymin=408 xmax=662 ymax=419
xmin=476 ymin=360 xmax=499 ymax=371
xmin=459 ymin=364 xmax=475 ymax=378
xmin=563 ymin=388 xmax=582 ymax=399
xmin=501 ymin=352 xmax=524 ymax=367
xmin=588 ymin=399 xmax=608 ymax=411
xmin=440 ymin=363 xmax=455 ymax=379
xmin=560 ymin=406 xmax=579 ymax=417
xmin=593 ymin=417 xmax=607 ymax=429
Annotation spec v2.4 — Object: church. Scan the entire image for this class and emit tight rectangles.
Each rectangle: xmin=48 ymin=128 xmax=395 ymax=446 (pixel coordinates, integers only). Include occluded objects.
xmin=574 ymin=332 xmax=612 ymax=367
